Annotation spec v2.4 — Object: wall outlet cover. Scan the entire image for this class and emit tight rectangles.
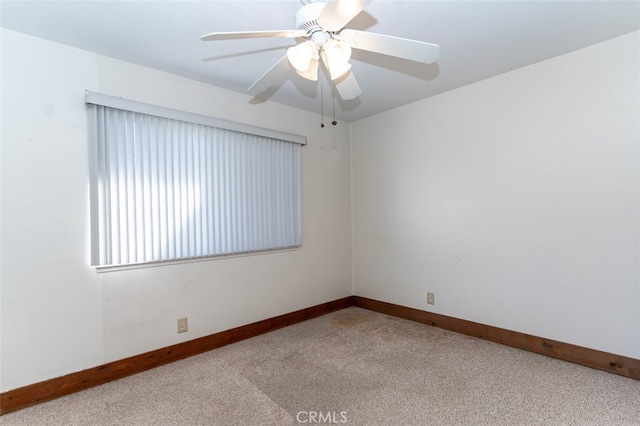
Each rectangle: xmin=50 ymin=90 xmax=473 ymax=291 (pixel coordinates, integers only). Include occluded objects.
xmin=177 ymin=317 xmax=188 ymax=333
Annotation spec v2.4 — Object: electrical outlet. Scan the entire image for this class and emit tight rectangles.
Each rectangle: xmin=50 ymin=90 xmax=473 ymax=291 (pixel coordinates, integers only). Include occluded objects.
xmin=427 ymin=292 xmax=435 ymax=305
xmin=177 ymin=317 xmax=188 ymax=333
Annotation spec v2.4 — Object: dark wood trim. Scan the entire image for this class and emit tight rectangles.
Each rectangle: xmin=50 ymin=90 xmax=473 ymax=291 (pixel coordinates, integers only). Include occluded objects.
xmin=4 ymin=295 xmax=638 ymax=415
xmin=353 ymin=296 xmax=640 ymax=380
xmin=0 ymin=296 xmax=354 ymax=415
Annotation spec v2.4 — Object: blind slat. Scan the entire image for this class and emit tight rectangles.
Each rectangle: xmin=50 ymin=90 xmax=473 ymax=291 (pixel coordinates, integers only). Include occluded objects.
xmin=87 ymin=102 xmax=302 ymax=267
xmin=85 ymin=90 xmax=306 ymax=145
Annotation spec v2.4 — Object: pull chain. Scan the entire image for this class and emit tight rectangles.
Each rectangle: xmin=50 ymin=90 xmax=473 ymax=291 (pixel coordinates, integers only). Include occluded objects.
xmin=331 ymin=82 xmax=337 ymax=126
xmin=320 ymin=77 xmax=325 ymax=128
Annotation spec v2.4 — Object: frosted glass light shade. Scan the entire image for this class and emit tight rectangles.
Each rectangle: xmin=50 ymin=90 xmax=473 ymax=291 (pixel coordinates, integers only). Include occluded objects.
xmin=287 ymin=41 xmax=316 ymax=72
xmin=322 ymin=39 xmax=352 ymax=80
xmin=296 ymin=58 xmax=319 ymax=81
xmin=326 ymin=60 xmax=351 ymax=81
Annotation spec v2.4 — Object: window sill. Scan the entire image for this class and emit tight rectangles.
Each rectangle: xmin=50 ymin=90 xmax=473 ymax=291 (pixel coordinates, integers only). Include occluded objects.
xmin=94 ymin=247 xmax=300 ymax=273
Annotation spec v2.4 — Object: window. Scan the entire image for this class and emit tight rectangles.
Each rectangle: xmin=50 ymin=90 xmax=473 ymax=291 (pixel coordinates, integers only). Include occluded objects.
xmin=86 ymin=91 xmax=305 ymax=267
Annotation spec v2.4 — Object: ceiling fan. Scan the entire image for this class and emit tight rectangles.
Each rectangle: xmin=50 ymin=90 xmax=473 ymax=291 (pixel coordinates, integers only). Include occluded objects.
xmin=201 ymin=0 xmax=440 ymax=101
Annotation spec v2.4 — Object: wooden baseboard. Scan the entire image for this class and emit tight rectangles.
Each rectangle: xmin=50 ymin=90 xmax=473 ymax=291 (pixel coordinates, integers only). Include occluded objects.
xmin=353 ymin=296 xmax=640 ymax=380
xmin=3 ymin=294 xmax=638 ymax=415
xmin=0 ymin=296 xmax=354 ymax=415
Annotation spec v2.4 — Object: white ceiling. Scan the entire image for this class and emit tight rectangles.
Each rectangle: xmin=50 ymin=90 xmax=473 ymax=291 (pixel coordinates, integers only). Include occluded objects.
xmin=1 ymin=0 xmax=639 ymax=122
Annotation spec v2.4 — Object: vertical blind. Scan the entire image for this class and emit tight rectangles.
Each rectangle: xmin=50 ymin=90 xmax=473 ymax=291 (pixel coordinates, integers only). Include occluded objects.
xmin=86 ymin=93 xmax=304 ymax=267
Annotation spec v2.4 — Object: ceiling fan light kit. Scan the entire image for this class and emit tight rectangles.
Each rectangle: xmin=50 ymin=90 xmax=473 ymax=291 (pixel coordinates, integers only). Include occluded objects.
xmin=296 ymin=58 xmax=320 ymax=81
xmin=287 ymin=41 xmax=317 ymax=72
xmin=321 ymin=39 xmax=352 ymax=80
xmin=201 ymin=0 xmax=440 ymax=104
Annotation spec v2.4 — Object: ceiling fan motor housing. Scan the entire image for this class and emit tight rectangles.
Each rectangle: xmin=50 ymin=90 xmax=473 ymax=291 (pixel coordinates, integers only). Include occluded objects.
xmin=296 ymin=1 xmax=334 ymax=50
xmin=295 ymin=2 xmax=327 ymax=33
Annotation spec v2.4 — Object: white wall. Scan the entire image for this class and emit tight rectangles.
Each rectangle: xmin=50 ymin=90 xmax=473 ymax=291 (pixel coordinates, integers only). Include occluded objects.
xmin=351 ymin=31 xmax=640 ymax=359
xmin=0 ymin=29 xmax=353 ymax=391
xmin=1 ymin=30 xmax=103 ymax=392
xmin=2 ymin=26 xmax=639 ymax=394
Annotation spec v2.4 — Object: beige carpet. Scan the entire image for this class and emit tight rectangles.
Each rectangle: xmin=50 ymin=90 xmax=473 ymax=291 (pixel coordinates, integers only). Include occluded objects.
xmin=2 ymin=307 xmax=639 ymax=425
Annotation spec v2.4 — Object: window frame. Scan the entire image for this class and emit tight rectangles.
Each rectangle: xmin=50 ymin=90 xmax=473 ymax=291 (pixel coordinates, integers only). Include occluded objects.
xmin=85 ymin=91 xmax=306 ymax=270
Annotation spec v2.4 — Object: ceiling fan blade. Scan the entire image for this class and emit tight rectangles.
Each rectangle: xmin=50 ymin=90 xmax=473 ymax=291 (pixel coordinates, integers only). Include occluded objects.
xmin=201 ymin=30 xmax=307 ymax=41
xmin=334 ymin=70 xmax=361 ymax=100
xmin=317 ymin=0 xmax=372 ymax=32
xmin=248 ymin=55 xmax=291 ymax=95
xmin=339 ymin=29 xmax=440 ymax=64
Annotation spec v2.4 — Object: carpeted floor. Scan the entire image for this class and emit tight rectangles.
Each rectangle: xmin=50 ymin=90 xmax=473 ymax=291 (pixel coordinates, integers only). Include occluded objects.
xmin=2 ymin=307 xmax=639 ymax=425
